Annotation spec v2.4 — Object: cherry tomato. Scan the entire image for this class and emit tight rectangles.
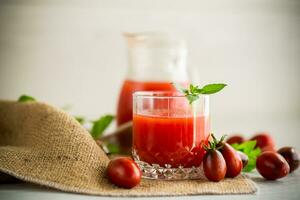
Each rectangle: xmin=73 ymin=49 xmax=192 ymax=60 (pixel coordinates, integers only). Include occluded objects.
xmin=203 ymin=150 xmax=227 ymax=182
xmin=226 ymin=135 xmax=245 ymax=145
xmin=106 ymin=157 xmax=141 ymax=188
xmin=221 ymin=143 xmax=243 ymax=178
xmin=250 ymin=133 xmax=275 ymax=150
xmin=261 ymin=144 xmax=276 ymax=152
xmin=237 ymin=151 xmax=248 ymax=168
xmin=278 ymin=147 xmax=299 ymax=173
xmin=256 ymin=152 xmax=290 ymax=180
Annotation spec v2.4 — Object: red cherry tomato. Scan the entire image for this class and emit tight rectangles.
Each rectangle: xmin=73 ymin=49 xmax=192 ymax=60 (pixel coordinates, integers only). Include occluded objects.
xmin=250 ymin=133 xmax=275 ymax=150
xmin=106 ymin=157 xmax=141 ymax=188
xmin=256 ymin=152 xmax=290 ymax=180
xmin=221 ymin=143 xmax=243 ymax=178
xmin=203 ymin=150 xmax=227 ymax=182
xmin=226 ymin=135 xmax=245 ymax=145
xmin=261 ymin=144 xmax=276 ymax=152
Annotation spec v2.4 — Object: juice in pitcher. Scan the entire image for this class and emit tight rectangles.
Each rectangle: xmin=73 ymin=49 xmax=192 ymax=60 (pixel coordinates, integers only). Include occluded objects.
xmin=117 ymin=80 xmax=177 ymax=125
xmin=116 ymin=33 xmax=188 ymax=126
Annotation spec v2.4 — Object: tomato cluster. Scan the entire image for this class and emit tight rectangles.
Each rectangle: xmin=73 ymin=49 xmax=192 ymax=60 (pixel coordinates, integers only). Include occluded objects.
xmin=226 ymin=133 xmax=299 ymax=180
xmin=105 ymin=133 xmax=299 ymax=188
xmin=203 ymin=135 xmax=243 ymax=182
xmin=227 ymin=133 xmax=276 ymax=152
xmin=256 ymin=147 xmax=299 ymax=180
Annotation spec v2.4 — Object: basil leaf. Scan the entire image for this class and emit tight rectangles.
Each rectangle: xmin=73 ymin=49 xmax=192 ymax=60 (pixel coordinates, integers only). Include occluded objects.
xmin=231 ymin=140 xmax=261 ymax=172
xmin=106 ymin=143 xmax=120 ymax=154
xmin=243 ymin=158 xmax=256 ymax=172
xmin=189 ymin=84 xmax=199 ymax=93
xmin=172 ymin=82 xmax=227 ymax=104
xmin=91 ymin=115 xmax=114 ymax=139
xmin=231 ymin=143 xmax=240 ymax=149
xmin=251 ymin=147 xmax=262 ymax=156
xmin=239 ymin=140 xmax=257 ymax=154
xmin=200 ymin=84 xmax=227 ymax=94
xmin=18 ymin=95 xmax=36 ymax=102
xmin=186 ymin=94 xmax=199 ymax=104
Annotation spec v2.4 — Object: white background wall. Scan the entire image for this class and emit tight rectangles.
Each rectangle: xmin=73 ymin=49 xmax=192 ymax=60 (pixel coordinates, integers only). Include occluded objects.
xmin=0 ymin=0 xmax=299 ymax=147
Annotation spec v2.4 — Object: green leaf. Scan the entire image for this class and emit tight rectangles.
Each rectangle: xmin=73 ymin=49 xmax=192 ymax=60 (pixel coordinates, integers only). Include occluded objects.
xmin=106 ymin=143 xmax=120 ymax=154
xmin=195 ymin=88 xmax=203 ymax=93
xmin=231 ymin=140 xmax=261 ymax=172
xmin=91 ymin=115 xmax=114 ymax=139
xmin=183 ymin=89 xmax=189 ymax=95
xmin=74 ymin=116 xmax=85 ymax=125
xmin=186 ymin=94 xmax=199 ymax=104
xmin=172 ymin=82 xmax=227 ymax=104
xmin=189 ymin=84 xmax=194 ymax=92
xmin=235 ymin=140 xmax=257 ymax=154
xmin=251 ymin=147 xmax=262 ymax=156
xmin=231 ymin=143 xmax=239 ymax=149
xmin=18 ymin=95 xmax=36 ymax=102
xmin=200 ymin=84 xmax=227 ymax=94
xmin=243 ymin=158 xmax=256 ymax=172
xmin=190 ymin=84 xmax=199 ymax=93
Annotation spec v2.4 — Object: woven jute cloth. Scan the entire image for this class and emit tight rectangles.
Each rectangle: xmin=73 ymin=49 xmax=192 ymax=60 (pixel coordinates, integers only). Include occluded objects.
xmin=0 ymin=101 xmax=257 ymax=196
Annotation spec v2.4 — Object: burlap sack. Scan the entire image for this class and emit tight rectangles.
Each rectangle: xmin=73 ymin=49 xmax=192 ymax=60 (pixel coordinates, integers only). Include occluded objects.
xmin=0 ymin=101 xmax=257 ymax=196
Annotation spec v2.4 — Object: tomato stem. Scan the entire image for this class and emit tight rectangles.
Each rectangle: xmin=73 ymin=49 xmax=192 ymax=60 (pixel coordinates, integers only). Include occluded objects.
xmin=203 ymin=133 xmax=227 ymax=152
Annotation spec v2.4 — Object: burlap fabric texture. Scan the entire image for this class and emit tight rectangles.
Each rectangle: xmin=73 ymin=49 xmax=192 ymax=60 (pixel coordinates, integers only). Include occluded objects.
xmin=0 ymin=101 xmax=257 ymax=196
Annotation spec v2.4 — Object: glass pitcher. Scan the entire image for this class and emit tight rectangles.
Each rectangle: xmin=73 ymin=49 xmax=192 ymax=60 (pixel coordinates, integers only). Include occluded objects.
xmin=116 ymin=32 xmax=189 ymax=126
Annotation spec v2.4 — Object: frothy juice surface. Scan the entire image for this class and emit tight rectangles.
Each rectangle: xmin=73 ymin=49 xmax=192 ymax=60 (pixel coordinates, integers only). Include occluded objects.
xmin=133 ymin=111 xmax=210 ymax=168
xmin=117 ymin=80 xmax=179 ymax=126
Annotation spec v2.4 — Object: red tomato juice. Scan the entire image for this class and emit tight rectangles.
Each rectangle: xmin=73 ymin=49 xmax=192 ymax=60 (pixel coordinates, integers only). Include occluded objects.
xmin=116 ymin=79 xmax=178 ymax=125
xmin=133 ymin=112 xmax=210 ymax=168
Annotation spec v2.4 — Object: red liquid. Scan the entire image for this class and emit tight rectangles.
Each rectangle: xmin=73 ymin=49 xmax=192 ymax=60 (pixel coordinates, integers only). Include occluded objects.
xmin=116 ymin=79 xmax=178 ymax=126
xmin=133 ymin=112 xmax=210 ymax=168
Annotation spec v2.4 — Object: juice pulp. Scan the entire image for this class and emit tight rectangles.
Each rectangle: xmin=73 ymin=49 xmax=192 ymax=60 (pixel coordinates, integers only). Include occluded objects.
xmin=116 ymin=79 xmax=178 ymax=126
xmin=133 ymin=112 xmax=210 ymax=168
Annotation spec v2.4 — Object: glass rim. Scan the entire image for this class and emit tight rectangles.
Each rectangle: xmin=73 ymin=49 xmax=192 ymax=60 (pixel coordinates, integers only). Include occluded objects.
xmin=133 ymin=91 xmax=209 ymax=99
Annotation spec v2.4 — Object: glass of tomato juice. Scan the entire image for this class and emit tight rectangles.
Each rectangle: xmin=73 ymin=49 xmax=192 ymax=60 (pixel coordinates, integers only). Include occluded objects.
xmin=132 ymin=91 xmax=210 ymax=179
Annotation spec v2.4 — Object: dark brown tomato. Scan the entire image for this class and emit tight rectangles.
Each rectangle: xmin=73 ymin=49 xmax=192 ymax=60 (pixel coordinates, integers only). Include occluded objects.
xmin=106 ymin=157 xmax=141 ymax=188
xmin=221 ymin=143 xmax=243 ymax=178
xmin=203 ymin=150 xmax=227 ymax=182
xmin=226 ymin=135 xmax=245 ymax=145
xmin=256 ymin=152 xmax=290 ymax=180
xmin=277 ymin=147 xmax=299 ymax=173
